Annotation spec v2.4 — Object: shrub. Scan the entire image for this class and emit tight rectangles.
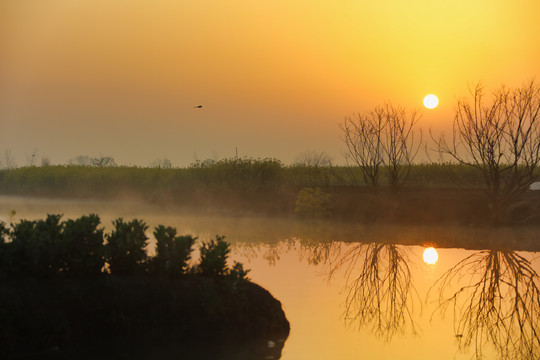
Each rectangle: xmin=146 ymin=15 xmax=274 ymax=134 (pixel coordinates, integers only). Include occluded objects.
xmin=9 ymin=214 xmax=63 ymax=277
xmin=198 ymin=235 xmax=230 ymax=276
xmin=0 ymin=221 xmax=9 ymax=276
xmin=61 ymin=214 xmax=105 ymax=277
xmin=197 ymin=235 xmax=250 ymax=281
xmin=153 ymin=225 xmax=196 ymax=276
xmin=0 ymin=214 xmax=251 ymax=282
xmin=229 ymin=261 xmax=250 ymax=281
xmin=294 ymin=187 xmax=331 ymax=218
xmin=106 ymin=218 xmax=149 ymax=276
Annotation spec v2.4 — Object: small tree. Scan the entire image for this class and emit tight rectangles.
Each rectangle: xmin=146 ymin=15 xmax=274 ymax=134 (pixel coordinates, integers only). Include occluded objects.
xmin=198 ymin=235 xmax=230 ymax=277
xmin=61 ymin=214 xmax=105 ymax=277
xmin=0 ymin=221 xmax=9 ymax=277
xmin=91 ymin=155 xmax=117 ymax=167
xmin=197 ymin=235 xmax=250 ymax=281
xmin=341 ymin=102 xmax=421 ymax=191
xmin=9 ymin=215 xmax=64 ymax=277
xmin=433 ymin=81 xmax=540 ymax=222
xmin=153 ymin=225 xmax=196 ymax=276
xmin=294 ymin=187 xmax=331 ymax=218
xmin=106 ymin=219 xmax=149 ymax=276
xmin=40 ymin=156 xmax=51 ymax=167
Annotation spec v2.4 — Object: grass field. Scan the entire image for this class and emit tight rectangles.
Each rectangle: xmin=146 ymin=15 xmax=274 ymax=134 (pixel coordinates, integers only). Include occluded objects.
xmin=0 ymin=159 xmax=536 ymax=225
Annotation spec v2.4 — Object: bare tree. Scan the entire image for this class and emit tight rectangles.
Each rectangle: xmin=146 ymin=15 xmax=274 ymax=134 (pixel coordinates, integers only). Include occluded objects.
xmin=91 ymin=155 xmax=117 ymax=167
xmin=431 ymin=250 xmax=540 ymax=359
xmin=341 ymin=102 xmax=421 ymax=191
xmin=433 ymin=81 xmax=540 ymax=222
xmin=40 ymin=156 xmax=51 ymax=167
xmin=293 ymin=150 xmax=333 ymax=167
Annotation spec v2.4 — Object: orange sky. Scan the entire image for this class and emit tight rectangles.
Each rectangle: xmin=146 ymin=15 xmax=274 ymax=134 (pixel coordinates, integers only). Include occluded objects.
xmin=1 ymin=0 xmax=539 ymax=166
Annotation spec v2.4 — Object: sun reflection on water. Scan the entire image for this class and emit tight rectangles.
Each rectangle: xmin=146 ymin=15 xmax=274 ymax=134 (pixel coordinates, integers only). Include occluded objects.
xmin=423 ymin=247 xmax=438 ymax=264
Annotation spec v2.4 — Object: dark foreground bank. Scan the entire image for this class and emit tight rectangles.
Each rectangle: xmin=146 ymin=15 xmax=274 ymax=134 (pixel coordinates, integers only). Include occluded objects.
xmin=0 ymin=214 xmax=290 ymax=359
xmin=0 ymin=275 xmax=290 ymax=360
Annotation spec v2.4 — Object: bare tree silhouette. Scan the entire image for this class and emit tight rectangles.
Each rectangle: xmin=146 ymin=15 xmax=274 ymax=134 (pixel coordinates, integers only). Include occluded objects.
xmin=328 ymin=242 xmax=419 ymax=341
xmin=341 ymin=102 xmax=422 ymax=192
xmin=433 ymin=80 xmax=540 ymax=223
xmin=431 ymin=250 xmax=540 ymax=359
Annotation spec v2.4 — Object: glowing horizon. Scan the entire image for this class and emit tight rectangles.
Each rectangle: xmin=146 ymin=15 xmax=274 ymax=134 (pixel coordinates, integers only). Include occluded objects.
xmin=1 ymin=0 xmax=538 ymax=166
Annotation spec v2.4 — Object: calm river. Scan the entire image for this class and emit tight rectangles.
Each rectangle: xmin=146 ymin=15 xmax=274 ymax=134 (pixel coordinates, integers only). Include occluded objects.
xmin=1 ymin=196 xmax=539 ymax=360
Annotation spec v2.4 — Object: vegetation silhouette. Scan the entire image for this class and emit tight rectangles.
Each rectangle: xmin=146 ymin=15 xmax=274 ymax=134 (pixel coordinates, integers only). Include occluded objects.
xmin=341 ymin=102 xmax=422 ymax=192
xmin=431 ymin=249 xmax=540 ymax=359
xmin=433 ymin=80 xmax=540 ymax=223
xmin=0 ymin=214 xmax=289 ymax=359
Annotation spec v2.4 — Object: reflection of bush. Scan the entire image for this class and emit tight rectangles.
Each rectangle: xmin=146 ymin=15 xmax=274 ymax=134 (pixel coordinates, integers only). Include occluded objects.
xmin=294 ymin=187 xmax=331 ymax=219
xmin=432 ymin=250 xmax=540 ymax=359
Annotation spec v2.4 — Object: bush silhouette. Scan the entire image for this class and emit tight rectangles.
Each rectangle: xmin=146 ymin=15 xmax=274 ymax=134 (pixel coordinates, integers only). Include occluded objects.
xmin=198 ymin=235 xmax=231 ymax=276
xmin=294 ymin=187 xmax=331 ymax=218
xmin=106 ymin=218 xmax=149 ymax=276
xmin=61 ymin=214 xmax=105 ymax=277
xmin=0 ymin=221 xmax=9 ymax=277
xmin=153 ymin=225 xmax=196 ymax=276
xmin=10 ymin=214 xmax=63 ymax=277
xmin=0 ymin=214 xmax=250 ymax=282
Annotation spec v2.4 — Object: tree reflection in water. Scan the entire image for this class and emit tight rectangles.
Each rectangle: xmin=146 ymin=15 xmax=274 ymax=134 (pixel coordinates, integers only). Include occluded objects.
xmin=432 ymin=250 xmax=540 ymax=359
xmin=328 ymin=242 xmax=419 ymax=341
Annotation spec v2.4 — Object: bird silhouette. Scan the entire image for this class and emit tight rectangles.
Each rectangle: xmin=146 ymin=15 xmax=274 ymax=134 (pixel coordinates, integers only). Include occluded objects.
xmin=193 ymin=105 xmax=203 ymax=108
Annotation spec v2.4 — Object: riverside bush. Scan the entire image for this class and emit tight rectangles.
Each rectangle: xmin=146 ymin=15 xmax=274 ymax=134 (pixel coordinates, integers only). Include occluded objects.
xmin=153 ymin=225 xmax=196 ymax=276
xmin=0 ymin=214 xmax=249 ymax=281
xmin=61 ymin=214 xmax=105 ymax=277
xmin=198 ymin=235 xmax=230 ymax=276
xmin=198 ymin=235 xmax=251 ymax=281
xmin=9 ymin=214 xmax=63 ymax=277
xmin=0 ymin=216 xmax=284 ymax=359
xmin=106 ymin=218 xmax=149 ymax=276
xmin=294 ymin=187 xmax=331 ymax=218
xmin=0 ymin=221 xmax=8 ymax=277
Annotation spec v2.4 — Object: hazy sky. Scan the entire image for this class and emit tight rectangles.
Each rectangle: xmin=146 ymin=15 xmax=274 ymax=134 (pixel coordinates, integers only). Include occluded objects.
xmin=1 ymin=0 xmax=539 ymax=166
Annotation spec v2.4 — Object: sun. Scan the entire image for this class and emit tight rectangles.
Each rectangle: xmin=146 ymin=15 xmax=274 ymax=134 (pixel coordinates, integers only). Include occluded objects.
xmin=423 ymin=94 xmax=439 ymax=109
xmin=423 ymin=247 xmax=439 ymax=264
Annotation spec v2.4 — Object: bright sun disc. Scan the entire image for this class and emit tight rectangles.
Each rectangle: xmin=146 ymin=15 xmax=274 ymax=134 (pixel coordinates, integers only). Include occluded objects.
xmin=423 ymin=94 xmax=439 ymax=109
xmin=423 ymin=247 xmax=438 ymax=264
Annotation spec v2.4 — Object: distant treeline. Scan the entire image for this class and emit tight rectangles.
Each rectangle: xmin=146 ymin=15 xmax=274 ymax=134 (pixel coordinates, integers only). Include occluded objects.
xmin=0 ymin=158 xmax=482 ymax=197
xmin=0 ymin=158 xmax=538 ymax=224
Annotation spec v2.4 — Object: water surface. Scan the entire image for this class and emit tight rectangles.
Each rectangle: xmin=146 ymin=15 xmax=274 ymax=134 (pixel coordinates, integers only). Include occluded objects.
xmin=1 ymin=196 xmax=539 ymax=360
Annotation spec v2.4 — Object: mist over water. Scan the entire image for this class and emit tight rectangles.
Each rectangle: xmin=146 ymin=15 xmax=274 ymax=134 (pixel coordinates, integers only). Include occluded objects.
xmin=2 ymin=196 xmax=539 ymax=359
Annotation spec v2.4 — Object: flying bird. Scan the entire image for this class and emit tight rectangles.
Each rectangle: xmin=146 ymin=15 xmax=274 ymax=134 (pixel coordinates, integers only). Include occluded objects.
xmin=193 ymin=105 xmax=203 ymax=108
